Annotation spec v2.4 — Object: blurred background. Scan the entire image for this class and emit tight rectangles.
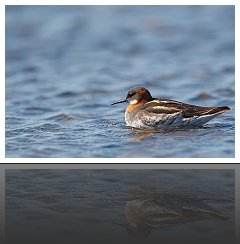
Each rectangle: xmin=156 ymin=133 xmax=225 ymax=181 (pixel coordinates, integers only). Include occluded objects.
xmin=5 ymin=169 xmax=235 ymax=244
xmin=5 ymin=6 xmax=235 ymax=157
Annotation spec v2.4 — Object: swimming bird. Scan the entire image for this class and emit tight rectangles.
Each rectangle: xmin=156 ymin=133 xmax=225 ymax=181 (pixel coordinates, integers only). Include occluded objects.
xmin=111 ymin=86 xmax=230 ymax=129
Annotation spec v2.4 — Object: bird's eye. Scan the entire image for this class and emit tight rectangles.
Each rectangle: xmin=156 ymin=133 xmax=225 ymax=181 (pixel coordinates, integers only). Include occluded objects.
xmin=128 ymin=92 xmax=135 ymax=97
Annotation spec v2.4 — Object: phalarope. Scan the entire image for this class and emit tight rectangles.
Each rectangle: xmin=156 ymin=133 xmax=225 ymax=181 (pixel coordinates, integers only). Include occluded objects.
xmin=111 ymin=86 xmax=230 ymax=129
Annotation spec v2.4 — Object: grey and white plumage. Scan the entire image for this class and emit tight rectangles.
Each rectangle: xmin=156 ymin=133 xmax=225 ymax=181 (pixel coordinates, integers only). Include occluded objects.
xmin=112 ymin=86 xmax=230 ymax=129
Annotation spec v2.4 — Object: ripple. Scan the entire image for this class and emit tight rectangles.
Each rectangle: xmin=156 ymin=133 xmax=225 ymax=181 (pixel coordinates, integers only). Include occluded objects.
xmin=23 ymin=106 xmax=55 ymax=115
xmin=56 ymin=91 xmax=79 ymax=97
xmin=196 ymin=92 xmax=213 ymax=100
xmin=46 ymin=113 xmax=77 ymax=121
xmin=22 ymin=65 xmax=38 ymax=73
xmin=34 ymin=123 xmax=61 ymax=132
xmin=215 ymin=88 xmax=235 ymax=97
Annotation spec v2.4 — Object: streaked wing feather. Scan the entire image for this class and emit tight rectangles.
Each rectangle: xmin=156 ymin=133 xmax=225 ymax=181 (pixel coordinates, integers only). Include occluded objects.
xmin=144 ymin=99 xmax=224 ymax=118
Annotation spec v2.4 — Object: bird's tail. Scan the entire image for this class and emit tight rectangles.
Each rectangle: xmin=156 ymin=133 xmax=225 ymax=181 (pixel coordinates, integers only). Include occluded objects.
xmin=206 ymin=106 xmax=230 ymax=115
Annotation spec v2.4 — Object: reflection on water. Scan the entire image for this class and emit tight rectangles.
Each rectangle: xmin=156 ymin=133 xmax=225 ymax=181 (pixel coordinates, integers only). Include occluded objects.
xmin=129 ymin=128 xmax=157 ymax=142
xmin=115 ymin=187 xmax=228 ymax=238
xmin=129 ymin=126 xmax=210 ymax=142
xmin=5 ymin=169 xmax=235 ymax=244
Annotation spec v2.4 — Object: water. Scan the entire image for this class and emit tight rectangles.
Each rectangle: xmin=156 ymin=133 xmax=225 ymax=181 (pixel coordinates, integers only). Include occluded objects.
xmin=5 ymin=6 xmax=235 ymax=157
xmin=5 ymin=170 xmax=235 ymax=244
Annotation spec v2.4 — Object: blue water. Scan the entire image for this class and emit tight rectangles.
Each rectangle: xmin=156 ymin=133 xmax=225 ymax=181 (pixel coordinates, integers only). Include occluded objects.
xmin=5 ymin=6 xmax=235 ymax=157
xmin=5 ymin=170 xmax=235 ymax=244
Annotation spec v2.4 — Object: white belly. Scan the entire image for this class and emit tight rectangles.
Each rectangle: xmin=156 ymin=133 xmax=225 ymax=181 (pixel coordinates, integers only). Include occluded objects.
xmin=125 ymin=111 xmax=218 ymax=129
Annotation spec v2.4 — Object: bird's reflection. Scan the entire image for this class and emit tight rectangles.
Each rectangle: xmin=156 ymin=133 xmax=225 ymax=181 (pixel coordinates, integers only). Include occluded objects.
xmin=115 ymin=187 xmax=228 ymax=238
xmin=128 ymin=127 xmax=157 ymax=142
xmin=129 ymin=126 xmax=209 ymax=142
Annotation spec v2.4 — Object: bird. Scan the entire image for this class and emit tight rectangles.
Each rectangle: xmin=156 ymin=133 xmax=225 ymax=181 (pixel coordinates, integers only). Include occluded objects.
xmin=111 ymin=86 xmax=230 ymax=129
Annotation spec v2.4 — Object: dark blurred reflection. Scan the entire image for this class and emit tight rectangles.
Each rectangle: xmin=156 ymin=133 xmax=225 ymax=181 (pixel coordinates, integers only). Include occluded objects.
xmin=5 ymin=170 xmax=235 ymax=244
xmin=114 ymin=187 xmax=228 ymax=239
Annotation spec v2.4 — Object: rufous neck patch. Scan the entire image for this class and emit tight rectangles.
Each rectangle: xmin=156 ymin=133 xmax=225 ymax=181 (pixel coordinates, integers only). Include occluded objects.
xmin=126 ymin=100 xmax=147 ymax=113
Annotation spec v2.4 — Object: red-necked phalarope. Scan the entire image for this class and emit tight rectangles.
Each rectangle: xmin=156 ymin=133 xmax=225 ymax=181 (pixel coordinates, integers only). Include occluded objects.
xmin=111 ymin=86 xmax=230 ymax=129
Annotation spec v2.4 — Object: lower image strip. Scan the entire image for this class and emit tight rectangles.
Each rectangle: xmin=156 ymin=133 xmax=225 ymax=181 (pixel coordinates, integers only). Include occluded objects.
xmin=4 ymin=169 xmax=235 ymax=244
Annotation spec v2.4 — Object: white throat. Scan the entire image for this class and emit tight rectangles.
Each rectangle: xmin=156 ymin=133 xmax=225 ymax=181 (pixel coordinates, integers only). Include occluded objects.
xmin=129 ymin=99 xmax=138 ymax=105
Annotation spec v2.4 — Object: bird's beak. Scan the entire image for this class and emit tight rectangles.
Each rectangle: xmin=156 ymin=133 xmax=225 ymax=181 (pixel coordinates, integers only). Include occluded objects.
xmin=111 ymin=99 xmax=126 ymax=105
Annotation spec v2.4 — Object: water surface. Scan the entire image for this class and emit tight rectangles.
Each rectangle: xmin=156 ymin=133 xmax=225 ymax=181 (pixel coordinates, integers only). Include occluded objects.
xmin=5 ymin=6 xmax=235 ymax=157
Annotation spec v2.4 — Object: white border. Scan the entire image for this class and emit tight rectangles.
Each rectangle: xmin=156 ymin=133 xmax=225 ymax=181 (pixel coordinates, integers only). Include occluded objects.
xmin=1 ymin=3 xmax=5 ymax=160
xmin=1 ymin=1 xmax=238 ymax=163
xmin=2 ymin=158 xmax=239 ymax=164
